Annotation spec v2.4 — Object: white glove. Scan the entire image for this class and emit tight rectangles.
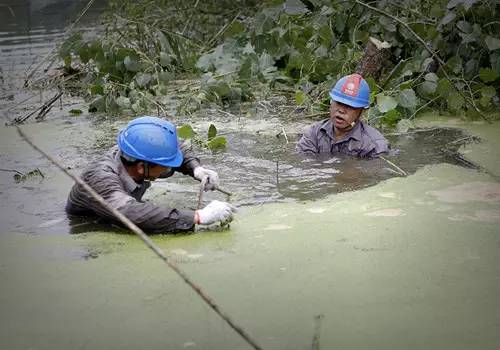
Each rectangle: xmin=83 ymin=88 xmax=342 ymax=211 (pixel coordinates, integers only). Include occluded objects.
xmin=194 ymin=166 xmax=219 ymax=191
xmin=195 ymin=200 xmax=237 ymax=225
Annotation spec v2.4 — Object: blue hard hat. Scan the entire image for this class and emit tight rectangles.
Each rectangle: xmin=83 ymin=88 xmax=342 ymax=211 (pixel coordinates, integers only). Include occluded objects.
xmin=117 ymin=116 xmax=183 ymax=167
xmin=329 ymin=74 xmax=370 ymax=109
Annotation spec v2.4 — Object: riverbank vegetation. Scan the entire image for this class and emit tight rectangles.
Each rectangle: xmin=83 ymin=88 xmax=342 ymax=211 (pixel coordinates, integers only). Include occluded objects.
xmin=57 ymin=0 xmax=500 ymax=129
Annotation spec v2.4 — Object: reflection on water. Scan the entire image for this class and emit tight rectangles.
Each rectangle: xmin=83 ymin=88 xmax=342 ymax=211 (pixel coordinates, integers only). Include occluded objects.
xmin=0 ymin=0 xmax=107 ymax=118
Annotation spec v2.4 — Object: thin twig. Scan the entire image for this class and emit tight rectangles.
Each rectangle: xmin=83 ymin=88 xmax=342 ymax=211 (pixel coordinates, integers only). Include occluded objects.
xmin=379 ymin=155 xmax=407 ymax=176
xmin=216 ymin=187 xmax=233 ymax=197
xmin=16 ymin=126 xmax=263 ymax=350
xmin=408 ymin=95 xmax=441 ymax=120
xmin=36 ymin=91 xmax=63 ymax=121
xmin=0 ymin=168 xmax=24 ymax=176
xmin=24 ymin=0 xmax=98 ymax=87
xmin=281 ymin=127 xmax=289 ymax=144
xmin=197 ymin=175 xmax=208 ymax=210
xmin=181 ymin=0 xmax=200 ymax=35
xmin=204 ymin=11 xmax=241 ymax=51
xmin=12 ymin=91 xmax=63 ymax=124
xmin=311 ymin=314 xmax=324 ymax=350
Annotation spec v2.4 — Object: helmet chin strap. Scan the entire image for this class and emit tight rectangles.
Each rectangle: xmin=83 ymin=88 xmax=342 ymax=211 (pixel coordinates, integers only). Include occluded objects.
xmin=143 ymin=161 xmax=150 ymax=182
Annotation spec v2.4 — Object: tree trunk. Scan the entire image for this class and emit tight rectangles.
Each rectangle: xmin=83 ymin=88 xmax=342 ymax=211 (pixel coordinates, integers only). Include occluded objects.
xmin=356 ymin=37 xmax=392 ymax=81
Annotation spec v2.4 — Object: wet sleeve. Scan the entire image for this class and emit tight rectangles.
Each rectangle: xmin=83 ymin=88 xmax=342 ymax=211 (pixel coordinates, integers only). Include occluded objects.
xmin=173 ymin=140 xmax=201 ymax=176
xmin=295 ymin=126 xmax=319 ymax=154
xmin=74 ymin=166 xmax=195 ymax=233
xmin=364 ymin=139 xmax=390 ymax=158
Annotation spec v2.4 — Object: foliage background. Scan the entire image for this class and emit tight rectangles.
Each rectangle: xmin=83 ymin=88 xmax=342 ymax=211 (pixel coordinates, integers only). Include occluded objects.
xmin=59 ymin=0 xmax=500 ymax=128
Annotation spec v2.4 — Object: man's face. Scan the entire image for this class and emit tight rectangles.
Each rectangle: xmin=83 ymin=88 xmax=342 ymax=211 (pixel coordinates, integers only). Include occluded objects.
xmin=330 ymin=101 xmax=363 ymax=130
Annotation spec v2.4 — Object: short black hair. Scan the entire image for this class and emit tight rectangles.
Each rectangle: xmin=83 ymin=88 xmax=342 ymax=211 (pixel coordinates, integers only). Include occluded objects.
xmin=120 ymin=156 xmax=142 ymax=167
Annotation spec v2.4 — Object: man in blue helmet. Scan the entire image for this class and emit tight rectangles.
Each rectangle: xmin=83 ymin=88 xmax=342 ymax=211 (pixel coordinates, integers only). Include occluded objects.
xmin=66 ymin=116 xmax=236 ymax=233
xmin=296 ymin=74 xmax=389 ymax=157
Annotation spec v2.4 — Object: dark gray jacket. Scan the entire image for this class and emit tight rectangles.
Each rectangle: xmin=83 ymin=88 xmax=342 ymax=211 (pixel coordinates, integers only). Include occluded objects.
xmin=66 ymin=144 xmax=200 ymax=233
xmin=296 ymin=119 xmax=389 ymax=158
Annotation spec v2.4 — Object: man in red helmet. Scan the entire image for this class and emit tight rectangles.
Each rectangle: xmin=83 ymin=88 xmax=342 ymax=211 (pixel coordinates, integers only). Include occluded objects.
xmin=296 ymin=74 xmax=389 ymax=158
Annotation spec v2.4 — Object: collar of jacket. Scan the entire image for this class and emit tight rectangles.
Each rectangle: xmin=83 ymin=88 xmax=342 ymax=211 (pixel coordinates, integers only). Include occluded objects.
xmin=320 ymin=118 xmax=363 ymax=143
xmin=113 ymin=148 xmax=142 ymax=193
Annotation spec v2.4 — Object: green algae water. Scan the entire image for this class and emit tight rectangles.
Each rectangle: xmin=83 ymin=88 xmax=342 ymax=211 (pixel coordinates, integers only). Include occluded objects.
xmin=1 ymin=4 xmax=500 ymax=348
xmin=1 ymin=120 xmax=500 ymax=350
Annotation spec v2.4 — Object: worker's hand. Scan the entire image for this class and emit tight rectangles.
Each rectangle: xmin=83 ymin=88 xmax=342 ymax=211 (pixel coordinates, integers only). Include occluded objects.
xmin=193 ymin=166 xmax=219 ymax=191
xmin=195 ymin=200 xmax=237 ymax=225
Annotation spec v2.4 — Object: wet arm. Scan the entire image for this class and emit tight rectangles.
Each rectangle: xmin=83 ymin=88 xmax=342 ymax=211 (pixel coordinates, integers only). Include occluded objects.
xmin=364 ymin=139 xmax=390 ymax=158
xmin=296 ymin=127 xmax=319 ymax=154
xmin=173 ymin=141 xmax=201 ymax=177
xmin=83 ymin=169 xmax=195 ymax=233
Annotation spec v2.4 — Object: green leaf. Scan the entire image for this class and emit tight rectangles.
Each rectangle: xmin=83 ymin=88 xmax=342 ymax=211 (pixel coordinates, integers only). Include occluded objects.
xmin=447 ymin=92 xmax=465 ymax=111
xmin=69 ymin=109 xmax=83 ymax=115
xmin=440 ymin=11 xmax=456 ymax=26
xmin=295 ymin=90 xmax=307 ymax=105
xmin=158 ymin=71 xmax=173 ymax=84
xmin=115 ymin=96 xmax=131 ymax=109
xmin=177 ymin=124 xmax=195 ymax=139
xmin=89 ymin=96 xmax=106 ymax=113
xmin=365 ymin=77 xmax=379 ymax=97
xmin=424 ymin=73 xmax=438 ymax=82
xmin=63 ymin=55 xmax=72 ymax=69
xmin=381 ymin=109 xmax=401 ymax=126
xmin=397 ymin=89 xmax=418 ymax=109
xmin=283 ymin=0 xmax=309 ymax=15
xmin=481 ymin=86 xmax=496 ymax=98
xmin=156 ymin=30 xmax=170 ymax=53
xmin=446 ymin=56 xmax=463 ymax=74
xmin=379 ymin=16 xmax=396 ymax=32
xmin=479 ymin=95 xmax=491 ymax=107
xmin=396 ymin=119 xmax=414 ymax=133
xmin=376 ymin=94 xmax=398 ymax=113
xmin=479 ymin=86 xmax=496 ymax=107
xmin=437 ymin=78 xmax=453 ymax=97
xmin=479 ymin=68 xmax=500 ymax=83
xmin=490 ymin=53 xmax=500 ymax=71
xmin=159 ymin=52 xmax=171 ymax=67
xmin=207 ymin=136 xmax=227 ymax=150
xmin=225 ymin=20 xmax=245 ymax=38
xmin=464 ymin=59 xmax=479 ymax=78
xmin=420 ymin=81 xmax=437 ymax=95
xmin=456 ymin=20 xmax=472 ymax=33
xmin=447 ymin=0 xmax=478 ymax=10
xmin=207 ymin=81 xmax=232 ymax=99
xmin=131 ymin=101 xmax=143 ymax=113
xmin=124 ymin=56 xmax=142 ymax=72
xmin=135 ymin=73 xmax=152 ymax=87
xmin=485 ymin=36 xmax=500 ymax=51
xmin=208 ymin=124 xmax=217 ymax=140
